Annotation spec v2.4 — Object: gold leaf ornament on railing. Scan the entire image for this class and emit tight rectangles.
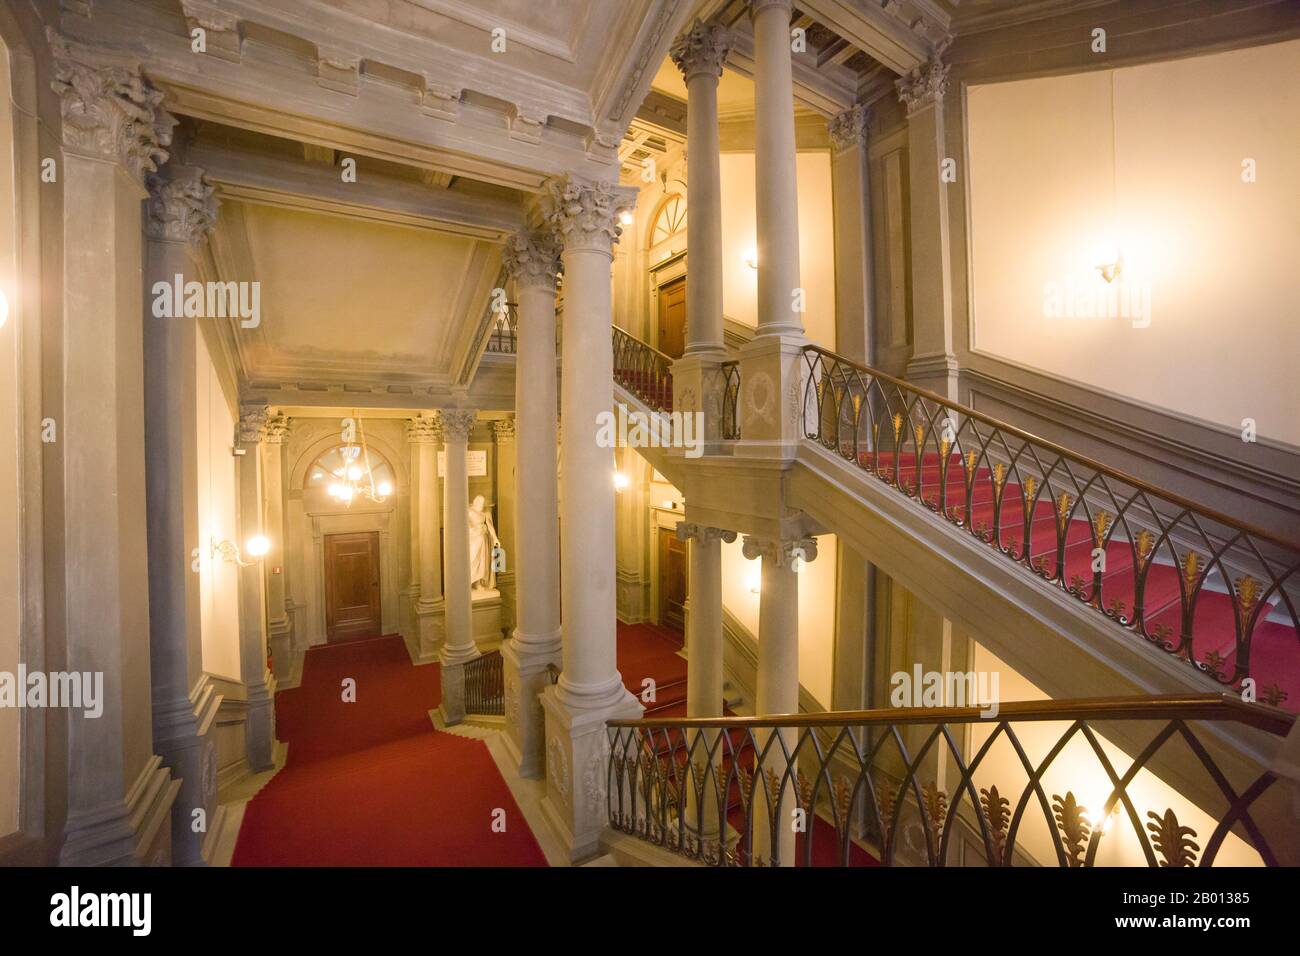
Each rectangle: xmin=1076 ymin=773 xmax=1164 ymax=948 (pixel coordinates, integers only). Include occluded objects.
xmin=1146 ymin=808 xmax=1198 ymax=867
xmin=922 ymin=782 xmax=948 ymax=854
xmin=1051 ymin=791 xmax=1093 ymax=867
xmin=980 ymin=785 xmax=1011 ymax=864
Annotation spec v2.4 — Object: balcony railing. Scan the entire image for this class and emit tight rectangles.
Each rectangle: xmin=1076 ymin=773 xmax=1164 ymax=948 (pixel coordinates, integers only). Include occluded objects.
xmin=464 ymin=650 xmax=504 ymax=716
xmin=802 ymin=346 xmax=1300 ymax=710
xmin=606 ymin=694 xmax=1295 ymax=867
xmin=613 ymin=326 xmax=673 ymax=412
xmin=484 ymin=304 xmax=518 ymax=354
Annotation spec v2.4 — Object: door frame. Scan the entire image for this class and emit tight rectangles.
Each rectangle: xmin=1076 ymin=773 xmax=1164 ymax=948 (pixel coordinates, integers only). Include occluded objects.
xmin=323 ymin=530 xmax=382 ymax=641
xmin=648 ymin=250 xmax=687 ymax=356
xmin=308 ymin=510 xmax=397 ymax=648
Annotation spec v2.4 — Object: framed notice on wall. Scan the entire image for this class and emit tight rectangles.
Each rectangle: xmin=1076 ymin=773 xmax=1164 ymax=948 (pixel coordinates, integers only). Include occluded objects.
xmin=438 ymin=449 xmax=488 ymax=477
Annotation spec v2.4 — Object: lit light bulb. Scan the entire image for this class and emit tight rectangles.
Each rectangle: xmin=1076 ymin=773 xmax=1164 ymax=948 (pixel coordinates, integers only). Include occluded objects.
xmin=619 ymin=209 xmax=634 ymax=226
xmin=377 ymin=480 xmax=393 ymax=497
xmin=245 ymin=535 xmax=270 ymax=558
xmin=0 ymin=288 xmax=8 ymax=329
xmin=746 ymin=574 xmax=760 ymax=595
xmin=745 ymin=250 xmax=758 ymax=270
xmin=328 ymin=482 xmax=342 ymax=498
xmin=339 ymin=485 xmax=353 ymax=502
xmin=347 ymin=465 xmax=363 ymax=481
xmin=613 ymin=472 xmax=630 ymax=491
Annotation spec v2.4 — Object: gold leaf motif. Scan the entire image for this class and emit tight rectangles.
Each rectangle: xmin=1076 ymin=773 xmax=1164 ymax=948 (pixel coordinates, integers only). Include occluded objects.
xmin=833 ymin=777 xmax=854 ymax=823
xmin=922 ymin=782 xmax=948 ymax=853
xmin=1181 ymin=551 xmax=1201 ymax=589
xmin=1135 ymin=529 xmax=1155 ymax=566
xmin=875 ymin=781 xmax=897 ymax=831
xmin=1146 ymin=808 xmax=1198 ymax=867
xmin=1093 ymin=510 xmax=1111 ymax=546
xmin=1023 ymin=476 xmax=1037 ymax=501
xmin=914 ymin=424 xmax=926 ymax=449
xmin=980 ymin=785 xmax=1011 ymax=864
xmin=939 ymin=438 xmax=951 ymax=461
xmin=992 ymin=462 xmax=1006 ymax=491
xmin=1235 ymin=575 xmax=1260 ymax=615
xmin=965 ymin=450 xmax=979 ymax=477
xmin=892 ymin=412 xmax=903 ymax=443
xmin=851 ymin=392 xmax=862 ymax=416
xmin=1056 ymin=493 xmax=1074 ymax=531
xmin=1052 ymin=791 xmax=1092 ymax=867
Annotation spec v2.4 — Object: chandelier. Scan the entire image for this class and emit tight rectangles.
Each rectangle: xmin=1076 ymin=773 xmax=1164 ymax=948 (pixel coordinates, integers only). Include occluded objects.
xmin=326 ymin=414 xmax=391 ymax=506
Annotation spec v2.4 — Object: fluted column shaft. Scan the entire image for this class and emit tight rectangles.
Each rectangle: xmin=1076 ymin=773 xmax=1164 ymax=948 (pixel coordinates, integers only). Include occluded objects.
xmin=751 ymin=0 xmax=803 ymax=337
xmin=440 ymin=410 xmax=479 ymax=666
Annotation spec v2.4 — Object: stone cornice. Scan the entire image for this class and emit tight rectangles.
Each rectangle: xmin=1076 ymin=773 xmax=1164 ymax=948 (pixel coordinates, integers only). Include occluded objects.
xmin=49 ymin=31 xmax=175 ymax=185
xmin=670 ymin=20 xmax=733 ymax=83
xmin=145 ymin=167 xmax=218 ymax=245
xmin=741 ymin=534 xmax=818 ymax=567
xmin=543 ymin=174 xmax=637 ymax=256
xmin=828 ymin=103 xmax=870 ymax=154
xmin=896 ymin=58 xmax=950 ymax=117
xmin=438 ymin=409 xmax=477 ymax=443
xmin=502 ymin=232 xmax=561 ymax=290
xmin=676 ymin=522 xmax=737 ymax=546
xmin=407 ymin=416 xmax=442 ymax=444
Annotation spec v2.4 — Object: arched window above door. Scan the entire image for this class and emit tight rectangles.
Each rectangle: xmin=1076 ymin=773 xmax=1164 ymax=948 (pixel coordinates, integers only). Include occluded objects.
xmin=306 ymin=444 xmax=396 ymax=505
xmin=651 ymin=193 xmax=686 ymax=246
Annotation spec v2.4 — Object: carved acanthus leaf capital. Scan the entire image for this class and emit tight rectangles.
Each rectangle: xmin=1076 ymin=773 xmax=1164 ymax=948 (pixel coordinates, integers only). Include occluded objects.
xmin=502 ymin=232 xmax=561 ymax=290
xmin=146 ymin=167 xmax=218 ymax=245
xmin=670 ymin=20 xmax=733 ymax=82
xmin=491 ymin=417 xmax=516 ymax=443
xmin=49 ymin=31 xmax=175 ymax=185
xmin=407 ymin=416 xmax=442 ymax=444
xmin=829 ymin=104 xmax=870 ymax=154
xmin=543 ymin=174 xmax=636 ymax=255
xmin=263 ymin=414 xmax=290 ymax=444
xmin=896 ymin=58 xmax=950 ymax=117
xmin=676 ymin=522 xmax=737 ymax=546
xmin=236 ymin=401 xmax=270 ymax=445
xmin=438 ymin=409 xmax=477 ymax=443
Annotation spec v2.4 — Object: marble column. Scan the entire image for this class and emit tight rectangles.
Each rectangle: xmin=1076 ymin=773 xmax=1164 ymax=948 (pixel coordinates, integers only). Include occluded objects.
xmin=669 ymin=20 xmax=733 ymax=447
xmin=144 ymin=165 xmax=220 ymax=866
xmin=743 ymin=534 xmax=818 ymax=866
xmin=738 ymin=0 xmax=809 ymax=452
xmin=439 ymin=409 xmax=480 ymax=723
xmin=235 ymin=402 xmax=279 ymax=772
xmin=409 ymin=415 xmax=444 ymax=660
xmin=53 ymin=38 xmax=180 ymax=866
xmin=263 ymin=414 xmax=293 ymax=679
xmin=829 ymin=103 xmax=877 ymax=366
xmin=501 ymin=233 xmax=563 ymax=777
xmin=539 ymin=175 xmax=642 ymax=861
xmin=897 ymin=58 xmax=957 ymax=400
xmin=405 ymin=429 xmax=421 ymax=640
xmin=492 ymin=417 xmax=518 ymax=634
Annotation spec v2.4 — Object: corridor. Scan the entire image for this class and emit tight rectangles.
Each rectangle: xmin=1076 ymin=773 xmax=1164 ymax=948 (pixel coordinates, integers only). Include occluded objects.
xmin=230 ymin=636 xmax=547 ymax=866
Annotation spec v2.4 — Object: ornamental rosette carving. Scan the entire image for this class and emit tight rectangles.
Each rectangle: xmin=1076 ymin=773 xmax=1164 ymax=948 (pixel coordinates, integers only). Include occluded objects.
xmin=437 ymin=409 xmax=477 ymax=443
xmin=502 ymin=232 xmax=561 ymax=290
xmin=896 ymin=58 xmax=950 ymax=116
xmin=146 ymin=169 xmax=218 ymax=245
xmin=544 ymin=174 xmax=634 ymax=255
xmin=828 ymin=103 xmax=869 ymax=154
xmin=49 ymin=31 xmax=175 ymax=184
xmin=670 ymin=19 xmax=733 ymax=81
xmin=407 ymin=416 xmax=442 ymax=444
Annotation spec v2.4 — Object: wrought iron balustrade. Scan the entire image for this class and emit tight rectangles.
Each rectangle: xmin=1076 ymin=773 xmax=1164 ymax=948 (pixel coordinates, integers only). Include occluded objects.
xmin=484 ymin=304 xmax=518 ymax=354
xmin=465 ymin=650 xmax=504 ymax=716
xmin=606 ymin=694 xmax=1295 ymax=867
xmin=612 ymin=326 xmax=674 ymax=413
xmin=721 ymin=360 xmax=741 ymax=440
xmin=802 ymin=346 xmax=1300 ymax=710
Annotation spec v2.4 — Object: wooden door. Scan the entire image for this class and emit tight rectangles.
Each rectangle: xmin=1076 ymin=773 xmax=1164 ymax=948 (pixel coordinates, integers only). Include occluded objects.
xmin=658 ymin=530 xmax=687 ymax=632
xmin=657 ymin=275 xmax=687 ymax=359
xmin=324 ymin=531 xmax=381 ymax=642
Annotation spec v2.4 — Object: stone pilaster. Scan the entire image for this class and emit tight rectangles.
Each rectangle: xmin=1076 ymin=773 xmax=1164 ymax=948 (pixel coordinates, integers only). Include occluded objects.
xmin=262 ymin=415 xmax=292 ymax=680
xmin=438 ymin=409 xmax=480 ymax=725
xmin=539 ymin=176 xmax=642 ymax=860
xmin=829 ymin=104 xmax=876 ymax=366
xmin=54 ymin=35 xmax=181 ymax=866
xmin=408 ymin=415 xmax=444 ymax=661
xmin=144 ymin=164 xmax=220 ymax=865
xmin=897 ymin=58 xmax=958 ymax=399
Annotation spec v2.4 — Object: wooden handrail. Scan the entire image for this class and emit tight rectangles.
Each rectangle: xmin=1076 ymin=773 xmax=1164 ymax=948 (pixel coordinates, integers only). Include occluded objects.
xmin=803 ymin=345 xmax=1300 ymax=552
xmin=608 ymin=692 xmax=1294 ymax=736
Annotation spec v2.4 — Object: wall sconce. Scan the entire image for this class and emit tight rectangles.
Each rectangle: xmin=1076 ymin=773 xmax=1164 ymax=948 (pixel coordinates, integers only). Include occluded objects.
xmin=1096 ymin=254 xmax=1124 ymax=284
xmin=211 ymin=534 xmax=270 ymax=567
xmin=613 ymin=472 xmax=630 ymax=492
xmin=746 ymin=574 xmax=760 ymax=595
xmin=745 ymin=250 xmax=758 ymax=270
xmin=619 ymin=208 xmax=634 ymax=226
xmin=0 ymin=287 xmax=8 ymax=329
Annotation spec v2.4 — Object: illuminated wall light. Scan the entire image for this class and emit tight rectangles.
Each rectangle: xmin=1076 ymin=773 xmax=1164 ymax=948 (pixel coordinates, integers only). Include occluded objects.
xmin=245 ymin=534 xmax=271 ymax=558
xmin=376 ymin=480 xmax=393 ymax=497
xmin=211 ymin=534 xmax=270 ymax=567
xmin=0 ymin=288 xmax=8 ymax=329
xmin=745 ymin=250 xmax=758 ymax=270
xmin=745 ymin=574 xmax=760 ymax=595
xmin=619 ymin=209 xmax=634 ymax=226
xmin=613 ymin=471 xmax=630 ymax=492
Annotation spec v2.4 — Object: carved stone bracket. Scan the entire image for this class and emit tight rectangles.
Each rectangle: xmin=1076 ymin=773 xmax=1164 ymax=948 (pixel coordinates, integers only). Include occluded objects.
xmin=828 ymin=103 xmax=870 ymax=154
xmin=145 ymin=167 xmax=218 ymax=246
xmin=896 ymin=58 xmax=950 ymax=117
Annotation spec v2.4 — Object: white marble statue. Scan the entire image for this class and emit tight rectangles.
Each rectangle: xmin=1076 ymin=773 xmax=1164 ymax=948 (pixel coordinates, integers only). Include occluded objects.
xmin=468 ymin=494 xmax=500 ymax=592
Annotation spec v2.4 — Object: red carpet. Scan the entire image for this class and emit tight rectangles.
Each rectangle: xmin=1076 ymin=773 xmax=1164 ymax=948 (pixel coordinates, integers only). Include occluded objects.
xmin=231 ymin=635 xmax=547 ymax=867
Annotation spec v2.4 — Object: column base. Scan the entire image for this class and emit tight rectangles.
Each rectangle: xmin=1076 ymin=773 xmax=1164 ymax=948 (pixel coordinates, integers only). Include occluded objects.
xmin=502 ymin=632 xmax=561 ymax=778
xmin=153 ymin=676 xmax=223 ymax=866
xmin=415 ymin=598 xmax=446 ymax=662
xmin=268 ymin=615 xmax=293 ymax=681
xmin=539 ymin=683 xmax=643 ymax=863
xmin=734 ymin=332 xmax=811 ymax=456
xmin=438 ymin=661 xmax=467 ymax=726
xmin=245 ymin=673 xmax=279 ymax=773
xmin=58 ymin=756 xmax=181 ymax=866
xmin=671 ymin=351 xmax=728 ymax=454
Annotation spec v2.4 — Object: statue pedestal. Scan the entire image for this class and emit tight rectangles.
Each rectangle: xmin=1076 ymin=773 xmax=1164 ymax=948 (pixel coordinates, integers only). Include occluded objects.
xmin=471 ymin=588 xmax=505 ymax=649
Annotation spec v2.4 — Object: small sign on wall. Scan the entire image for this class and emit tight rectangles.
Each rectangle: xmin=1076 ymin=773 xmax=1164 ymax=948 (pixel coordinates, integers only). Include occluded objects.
xmin=438 ymin=449 xmax=488 ymax=477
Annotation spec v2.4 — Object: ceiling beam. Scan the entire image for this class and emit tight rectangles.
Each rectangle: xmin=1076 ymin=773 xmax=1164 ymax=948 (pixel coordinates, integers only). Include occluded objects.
xmin=797 ymin=0 xmax=937 ymax=75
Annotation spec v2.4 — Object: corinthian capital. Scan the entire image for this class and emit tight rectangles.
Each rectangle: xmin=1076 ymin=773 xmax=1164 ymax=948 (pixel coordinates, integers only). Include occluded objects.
xmin=741 ymin=535 xmax=817 ymax=568
xmin=49 ymin=31 xmax=175 ymax=184
xmin=543 ymin=174 xmax=636 ymax=255
xmin=828 ymin=104 xmax=870 ymax=154
xmin=407 ymin=415 xmax=442 ymax=444
xmin=263 ymin=414 xmax=290 ymax=444
xmin=438 ymin=409 xmax=477 ymax=443
xmin=146 ymin=166 xmax=218 ymax=245
xmin=236 ymin=401 xmax=270 ymax=445
xmin=502 ymin=232 xmax=561 ymax=290
xmin=670 ymin=20 xmax=733 ymax=82
xmin=676 ymin=522 xmax=737 ymax=546
xmin=896 ymin=58 xmax=950 ymax=117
